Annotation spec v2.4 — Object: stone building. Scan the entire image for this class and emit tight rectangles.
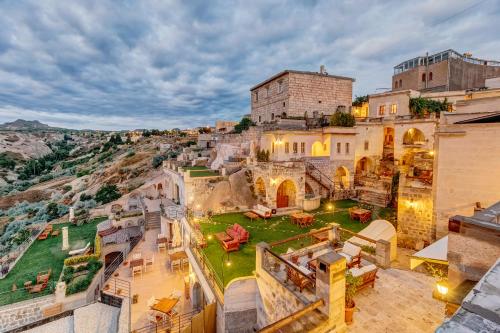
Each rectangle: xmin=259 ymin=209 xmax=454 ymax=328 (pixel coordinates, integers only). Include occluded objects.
xmin=250 ymin=68 xmax=354 ymax=124
xmin=392 ymin=49 xmax=500 ymax=92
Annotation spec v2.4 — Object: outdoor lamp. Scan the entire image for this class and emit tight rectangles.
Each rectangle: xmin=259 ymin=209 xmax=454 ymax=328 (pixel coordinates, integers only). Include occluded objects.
xmin=225 ymin=260 xmax=232 ymax=267
xmin=436 ymin=279 xmax=448 ymax=296
xmin=327 ymin=203 xmax=334 ymax=211
xmin=207 ymin=234 xmax=213 ymax=240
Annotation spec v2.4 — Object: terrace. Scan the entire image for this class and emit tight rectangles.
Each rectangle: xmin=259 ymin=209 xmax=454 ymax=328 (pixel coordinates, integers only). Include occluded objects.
xmin=197 ymin=200 xmax=394 ymax=287
xmin=0 ymin=217 xmax=105 ymax=306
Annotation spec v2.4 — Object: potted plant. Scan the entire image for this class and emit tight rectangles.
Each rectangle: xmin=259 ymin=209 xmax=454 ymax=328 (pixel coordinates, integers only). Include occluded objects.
xmin=307 ymin=250 xmax=313 ymax=259
xmin=345 ymin=272 xmax=362 ymax=325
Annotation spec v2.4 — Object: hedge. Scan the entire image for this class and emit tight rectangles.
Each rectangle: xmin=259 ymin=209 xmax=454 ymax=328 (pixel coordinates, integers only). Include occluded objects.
xmin=64 ymin=234 xmax=101 ymax=266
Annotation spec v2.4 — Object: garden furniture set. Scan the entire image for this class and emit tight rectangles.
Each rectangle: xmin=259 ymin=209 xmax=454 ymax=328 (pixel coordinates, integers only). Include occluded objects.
xmin=27 ymin=269 xmax=51 ymax=293
xmin=336 ymin=242 xmax=362 ymax=268
xmin=215 ymin=224 xmax=250 ymax=252
xmin=348 ymin=207 xmax=372 ymax=224
xmin=290 ymin=212 xmax=314 ymax=228
xmin=37 ymin=225 xmax=53 ymax=240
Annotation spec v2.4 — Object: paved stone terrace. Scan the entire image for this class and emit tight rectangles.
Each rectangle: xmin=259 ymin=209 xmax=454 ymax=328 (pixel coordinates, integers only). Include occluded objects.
xmin=108 ymin=229 xmax=192 ymax=331
xmin=349 ymin=268 xmax=444 ymax=333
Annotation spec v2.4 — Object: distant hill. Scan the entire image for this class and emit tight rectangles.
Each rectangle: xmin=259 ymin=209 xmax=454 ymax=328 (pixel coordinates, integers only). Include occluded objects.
xmin=0 ymin=119 xmax=52 ymax=130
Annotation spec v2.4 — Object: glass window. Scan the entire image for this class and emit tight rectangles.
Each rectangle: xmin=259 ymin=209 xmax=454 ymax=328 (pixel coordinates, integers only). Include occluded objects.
xmin=337 ymin=142 xmax=341 ymax=153
xmin=293 ymin=142 xmax=298 ymax=154
xmin=345 ymin=142 xmax=350 ymax=154
xmin=285 ymin=142 xmax=289 ymax=153
xmin=391 ymin=104 xmax=397 ymax=114
xmin=254 ymin=91 xmax=258 ymax=102
xmin=300 ymin=142 xmax=305 ymax=153
xmin=364 ymin=141 xmax=369 ymax=150
xmin=379 ymin=105 xmax=386 ymax=116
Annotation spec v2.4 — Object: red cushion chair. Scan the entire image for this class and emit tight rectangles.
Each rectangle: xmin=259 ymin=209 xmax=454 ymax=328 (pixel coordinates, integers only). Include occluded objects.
xmin=227 ymin=224 xmax=250 ymax=243
xmin=222 ymin=238 xmax=240 ymax=252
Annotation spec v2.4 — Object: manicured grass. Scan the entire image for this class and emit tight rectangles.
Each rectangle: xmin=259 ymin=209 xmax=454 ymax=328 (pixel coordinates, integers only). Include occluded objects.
xmin=190 ymin=170 xmax=219 ymax=177
xmin=183 ymin=166 xmax=208 ymax=170
xmin=0 ymin=217 xmax=105 ymax=306
xmin=199 ymin=200 xmax=394 ymax=286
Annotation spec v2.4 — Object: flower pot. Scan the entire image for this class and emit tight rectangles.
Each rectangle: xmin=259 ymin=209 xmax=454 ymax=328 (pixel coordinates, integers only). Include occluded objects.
xmin=307 ymin=251 xmax=313 ymax=259
xmin=345 ymin=301 xmax=356 ymax=325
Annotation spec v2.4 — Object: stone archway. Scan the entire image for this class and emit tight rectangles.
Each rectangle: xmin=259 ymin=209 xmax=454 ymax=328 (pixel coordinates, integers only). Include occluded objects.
xmin=276 ymin=179 xmax=297 ymax=208
xmin=311 ymin=141 xmax=325 ymax=157
xmin=356 ymin=157 xmax=373 ymax=177
xmin=403 ymin=128 xmax=426 ymax=145
xmin=255 ymin=177 xmax=266 ymax=197
xmin=334 ymin=166 xmax=350 ymax=189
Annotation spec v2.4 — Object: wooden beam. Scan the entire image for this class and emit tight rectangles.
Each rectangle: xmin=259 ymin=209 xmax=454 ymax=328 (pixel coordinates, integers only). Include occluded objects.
xmin=258 ymin=299 xmax=325 ymax=333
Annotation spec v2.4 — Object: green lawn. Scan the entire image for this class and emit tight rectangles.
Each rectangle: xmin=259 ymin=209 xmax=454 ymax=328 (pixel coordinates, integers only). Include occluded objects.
xmin=199 ymin=200 xmax=394 ymax=287
xmin=0 ymin=217 xmax=105 ymax=306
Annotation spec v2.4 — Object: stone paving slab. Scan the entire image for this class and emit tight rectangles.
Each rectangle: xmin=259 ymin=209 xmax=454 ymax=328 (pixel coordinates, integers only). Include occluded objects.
xmin=349 ymin=268 xmax=444 ymax=333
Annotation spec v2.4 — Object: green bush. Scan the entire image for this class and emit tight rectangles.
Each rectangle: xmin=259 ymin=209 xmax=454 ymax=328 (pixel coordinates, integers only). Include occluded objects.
xmin=233 ymin=117 xmax=254 ymax=133
xmin=330 ymin=111 xmax=355 ymax=127
xmin=0 ymin=153 xmax=16 ymax=170
xmin=79 ymin=193 xmax=93 ymax=201
xmin=76 ymin=169 xmax=92 ymax=177
xmin=95 ymin=184 xmax=121 ymax=204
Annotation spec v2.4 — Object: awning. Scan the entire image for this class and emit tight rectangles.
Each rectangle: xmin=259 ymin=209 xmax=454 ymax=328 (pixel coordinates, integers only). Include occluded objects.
xmin=410 ymin=236 xmax=448 ymax=269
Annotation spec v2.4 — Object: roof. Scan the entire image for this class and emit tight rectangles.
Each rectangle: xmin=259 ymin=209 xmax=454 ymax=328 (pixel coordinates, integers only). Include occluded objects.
xmin=250 ymin=70 xmax=355 ymax=91
xmin=454 ymin=112 xmax=500 ymax=124
xmin=436 ymin=259 xmax=500 ymax=332
xmin=450 ymin=202 xmax=500 ymax=231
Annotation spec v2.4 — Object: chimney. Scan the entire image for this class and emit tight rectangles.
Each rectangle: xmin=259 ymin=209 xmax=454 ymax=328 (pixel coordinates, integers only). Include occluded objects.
xmin=320 ymin=65 xmax=326 ymax=74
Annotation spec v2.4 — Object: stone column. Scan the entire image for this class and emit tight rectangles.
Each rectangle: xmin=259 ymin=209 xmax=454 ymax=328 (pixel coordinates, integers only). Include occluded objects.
xmin=69 ymin=207 xmax=74 ymax=222
xmin=255 ymin=242 xmax=270 ymax=273
xmin=55 ymin=282 xmax=66 ymax=303
xmin=328 ymin=222 xmax=340 ymax=245
xmin=62 ymin=227 xmax=69 ymax=251
xmin=315 ymin=252 xmax=347 ymax=332
xmin=376 ymin=239 xmax=391 ymax=268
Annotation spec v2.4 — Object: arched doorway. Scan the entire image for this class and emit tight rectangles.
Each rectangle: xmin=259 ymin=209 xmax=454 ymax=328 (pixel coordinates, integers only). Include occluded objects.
xmin=311 ymin=141 xmax=325 ymax=157
xmin=334 ymin=167 xmax=350 ymax=189
xmin=276 ymin=180 xmax=296 ymax=208
xmin=104 ymin=251 xmax=123 ymax=268
xmin=255 ymin=177 xmax=266 ymax=197
xmin=403 ymin=128 xmax=426 ymax=145
xmin=384 ymin=127 xmax=395 ymax=147
xmin=157 ymin=183 xmax=164 ymax=197
xmin=192 ymin=282 xmax=202 ymax=310
xmin=355 ymin=157 xmax=372 ymax=177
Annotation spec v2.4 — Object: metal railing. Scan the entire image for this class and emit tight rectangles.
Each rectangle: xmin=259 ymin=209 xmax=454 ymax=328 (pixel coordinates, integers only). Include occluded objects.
xmin=263 ymin=248 xmax=316 ymax=291
xmin=132 ymin=309 xmax=199 ymax=333
xmin=104 ymin=252 xmax=124 ymax=281
xmin=103 ymin=277 xmax=130 ymax=298
xmin=190 ymin=243 xmax=225 ymax=303
xmin=100 ymin=290 xmax=123 ymax=308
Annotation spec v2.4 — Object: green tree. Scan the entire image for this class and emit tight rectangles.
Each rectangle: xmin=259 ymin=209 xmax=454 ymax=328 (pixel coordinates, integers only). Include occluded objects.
xmin=95 ymin=184 xmax=121 ymax=204
xmin=233 ymin=117 xmax=255 ymax=133
xmin=46 ymin=202 xmax=59 ymax=220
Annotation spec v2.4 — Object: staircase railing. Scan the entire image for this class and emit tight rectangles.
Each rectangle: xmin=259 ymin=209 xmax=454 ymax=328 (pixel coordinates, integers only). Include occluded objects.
xmin=104 ymin=277 xmax=130 ymax=298
xmin=304 ymin=161 xmax=335 ymax=193
xmin=104 ymin=251 xmax=124 ymax=281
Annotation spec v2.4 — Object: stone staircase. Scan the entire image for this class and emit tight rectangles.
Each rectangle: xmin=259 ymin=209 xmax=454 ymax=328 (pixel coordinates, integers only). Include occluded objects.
xmin=145 ymin=211 xmax=161 ymax=230
xmin=305 ymin=161 xmax=334 ymax=198
xmin=357 ymin=187 xmax=390 ymax=207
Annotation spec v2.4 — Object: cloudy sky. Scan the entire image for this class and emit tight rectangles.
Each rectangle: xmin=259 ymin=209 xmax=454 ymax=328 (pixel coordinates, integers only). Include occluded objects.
xmin=0 ymin=0 xmax=499 ymax=130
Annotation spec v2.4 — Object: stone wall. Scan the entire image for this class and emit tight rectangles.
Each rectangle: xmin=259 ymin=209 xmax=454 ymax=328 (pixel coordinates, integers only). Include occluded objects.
xmin=397 ymin=185 xmax=435 ymax=247
xmin=224 ymin=278 xmax=258 ymax=333
xmin=433 ymin=123 xmax=500 ymax=238
xmin=0 ymin=295 xmax=55 ymax=332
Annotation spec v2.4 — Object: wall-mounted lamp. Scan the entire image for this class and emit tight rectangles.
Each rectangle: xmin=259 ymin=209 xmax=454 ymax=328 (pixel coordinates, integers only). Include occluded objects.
xmin=270 ymin=178 xmax=278 ymax=186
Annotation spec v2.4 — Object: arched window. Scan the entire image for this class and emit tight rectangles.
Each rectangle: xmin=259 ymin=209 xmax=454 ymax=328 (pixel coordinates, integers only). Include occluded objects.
xmin=399 ymin=79 xmax=402 ymax=88
xmin=429 ymin=72 xmax=433 ymax=81
xmin=422 ymin=73 xmax=426 ymax=82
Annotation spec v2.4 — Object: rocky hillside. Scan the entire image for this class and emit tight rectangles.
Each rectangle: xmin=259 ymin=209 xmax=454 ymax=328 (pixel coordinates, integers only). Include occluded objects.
xmin=0 ymin=119 xmax=51 ymax=130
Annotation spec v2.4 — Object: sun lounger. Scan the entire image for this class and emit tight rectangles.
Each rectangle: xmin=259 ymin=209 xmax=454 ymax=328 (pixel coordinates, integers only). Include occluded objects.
xmin=68 ymin=242 xmax=90 ymax=256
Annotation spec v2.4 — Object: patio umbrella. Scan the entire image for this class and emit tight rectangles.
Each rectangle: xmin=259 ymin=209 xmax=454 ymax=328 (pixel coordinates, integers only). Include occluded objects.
xmin=171 ymin=222 xmax=182 ymax=248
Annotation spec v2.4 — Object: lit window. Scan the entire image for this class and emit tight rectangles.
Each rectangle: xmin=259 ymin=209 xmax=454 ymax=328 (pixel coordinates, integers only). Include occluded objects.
xmin=300 ymin=142 xmax=305 ymax=153
xmin=337 ymin=142 xmax=341 ymax=153
xmin=364 ymin=141 xmax=369 ymax=150
xmin=278 ymin=80 xmax=284 ymax=93
xmin=379 ymin=105 xmax=386 ymax=116
xmin=293 ymin=142 xmax=298 ymax=154
xmin=272 ymin=142 xmax=275 ymax=153
xmin=285 ymin=142 xmax=289 ymax=153
xmin=391 ymin=104 xmax=397 ymax=114
xmin=345 ymin=142 xmax=350 ymax=154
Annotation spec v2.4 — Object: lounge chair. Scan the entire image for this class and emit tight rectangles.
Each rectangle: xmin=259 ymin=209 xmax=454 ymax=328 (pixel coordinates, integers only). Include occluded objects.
xmin=222 ymin=238 xmax=240 ymax=252
xmin=29 ymin=269 xmax=51 ymax=293
xmin=132 ymin=265 xmax=143 ymax=279
xmin=251 ymin=204 xmax=272 ymax=219
xmin=349 ymin=264 xmax=378 ymax=291
xmin=226 ymin=224 xmax=250 ymax=243
xmin=68 ymin=242 xmax=90 ymax=256
xmin=336 ymin=242 xmax=362 ymax=268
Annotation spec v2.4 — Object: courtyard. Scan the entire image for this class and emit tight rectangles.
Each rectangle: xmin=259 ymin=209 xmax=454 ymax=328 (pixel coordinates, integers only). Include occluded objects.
xmin=199 ymin=200 xmax=394 ymax=287
xmin=0 ymin=217 xmax=105 ymax=306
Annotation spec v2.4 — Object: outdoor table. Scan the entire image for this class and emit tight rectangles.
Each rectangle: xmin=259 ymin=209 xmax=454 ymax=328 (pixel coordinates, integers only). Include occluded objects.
xmin=312 ymin=231 xmax=329 ymax=243
xmin=129 ymin=258 xmax=144 ymax=269
xmin=151 ymin=297 xmax=179 ymax=316
xmin=156 ymin=237 xmax=169 ymax=244
xmin=290 ymin=213 xmax=314 ymax=228
xmin=350 ymin=208 xmax=371 ymax=220
xmin=169 ymin=251 xmax=188 ymax=262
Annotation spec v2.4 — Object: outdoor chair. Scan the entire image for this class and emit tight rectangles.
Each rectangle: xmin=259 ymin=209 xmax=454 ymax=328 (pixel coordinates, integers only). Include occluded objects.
xmin=158 ymin=242 xmax=167 ymax=252
xmin=132 ymin=252 xmax=142 ymax=260
xmin=359 ymin=212 xmax=371 ymax=224
xmin=29 ymin=269 xmax=51 ymax=293
xmin=145 ymin=255 xmax=154 ymax=272
xmin=132 ymin=265 xmax=143 ymax=279
xmin=222 ymin=238 xmax=240 ymax=252
xmin=170 ymin=258 xmax=181 ymax=271
xmin=336 ymin=242 xmax=362 ymax=268
xmin=251 ymin=204 xmax=272 ymax=219
xmin=226 ymin=224 xmax=250 ymax=243
xmin=349 ymin=264 xmax=378 ymax=291
xmin=348 ymin=207 xmax=359 ymax=220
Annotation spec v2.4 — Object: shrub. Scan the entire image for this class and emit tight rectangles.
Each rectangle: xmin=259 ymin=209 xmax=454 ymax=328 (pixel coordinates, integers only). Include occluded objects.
xmin=152 ymin=155 xmax=166 ymax=168
xmin=46 ymin=202 xmax=59 ymax=220
xmin=330 ymin=111 xmax=355 ymax=127
xmin=233 ymin=117 xmax=255 ymax=133
xmin=62 ymin=185 xmax=72 ymax=193
xmin=76 ymin=169 xmax=92 ymax=177
xmin=79 ymin=193 xmax=93 ymax=201
xmin=0 ymin=153 xmax=16 ymax=170
xmin=95 ymin=184 xmax=121 ymax=204
xmin=126 ymin=150 xmax=135 ymax=158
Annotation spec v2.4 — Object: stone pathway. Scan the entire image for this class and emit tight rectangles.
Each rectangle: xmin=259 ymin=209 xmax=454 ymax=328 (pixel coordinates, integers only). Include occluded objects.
xmin=349 ymin=268 xmax=444 ymax=333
